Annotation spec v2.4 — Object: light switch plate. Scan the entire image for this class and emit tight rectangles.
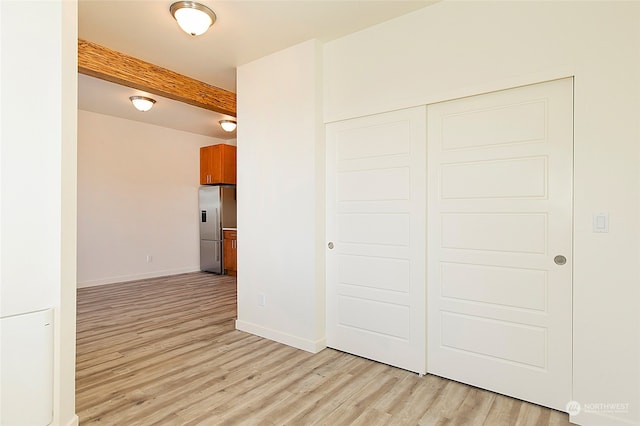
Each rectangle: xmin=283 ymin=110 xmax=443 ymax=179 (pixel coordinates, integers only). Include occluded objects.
xmin=593 ymin=212 xmax=609 ymax=233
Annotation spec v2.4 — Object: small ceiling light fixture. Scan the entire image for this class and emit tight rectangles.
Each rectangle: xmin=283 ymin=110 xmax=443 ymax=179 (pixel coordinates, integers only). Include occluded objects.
xmin=219 ymin=120 xmax=237 ymax=132
xmin=170 ymin=1 xmax=216 ymax=37
xmin=129 ymin=96 xmax=156 ymax=112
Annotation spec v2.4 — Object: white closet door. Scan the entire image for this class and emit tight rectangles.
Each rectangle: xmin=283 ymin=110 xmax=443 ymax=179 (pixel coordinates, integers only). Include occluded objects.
xmin=427 ymin=78 xmax=573 ymax=411
xmin=326 ymin=106 xmax=426 ymax=374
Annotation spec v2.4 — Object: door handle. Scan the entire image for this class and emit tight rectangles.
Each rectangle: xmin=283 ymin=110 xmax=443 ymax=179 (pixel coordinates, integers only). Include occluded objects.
xmin=554 ymin=255 xmax=567 ymax=265
xmin=328 ymin=242 xmax=334 ymax=249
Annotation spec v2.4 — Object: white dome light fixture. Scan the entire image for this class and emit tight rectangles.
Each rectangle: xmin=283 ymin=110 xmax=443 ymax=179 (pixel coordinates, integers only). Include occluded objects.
xmin=129 ymin=96 xmax=156 ymax=112
xmin=219 ymin=120 xmax=237 ymax=132
xmin=170 ymin=1 xmax=216 ymax=37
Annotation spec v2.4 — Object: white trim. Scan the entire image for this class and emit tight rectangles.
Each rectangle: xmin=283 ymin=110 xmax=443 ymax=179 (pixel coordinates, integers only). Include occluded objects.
xmin=65 ymin=414 xmax=80 ymax=426
xmin=235 ymin=320 xmax=327 ymax=354
xmin=571 ymin=411 xmax=637 ymax=426
xmin=77 ymin=267 xmax=200 ymax=288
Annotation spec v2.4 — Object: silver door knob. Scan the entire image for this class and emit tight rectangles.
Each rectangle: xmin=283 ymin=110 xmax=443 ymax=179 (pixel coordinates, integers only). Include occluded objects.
xmin=554 ymin=255 xmax=567 ymax=265
xmin=328 ymin=242 xmax=334 ymax=249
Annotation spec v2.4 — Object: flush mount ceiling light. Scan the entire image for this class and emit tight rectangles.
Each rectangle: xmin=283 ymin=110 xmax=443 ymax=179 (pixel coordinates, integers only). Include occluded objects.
xmin=219 ymin=120 xmax=237 ymax=132
xmin=129 ymin=96 xmax=156 ymax=112
xmin=170 ymin=1 xmax=216 ymax=37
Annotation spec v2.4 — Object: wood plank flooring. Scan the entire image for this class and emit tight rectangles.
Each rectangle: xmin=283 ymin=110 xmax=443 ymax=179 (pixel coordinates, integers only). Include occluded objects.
xmin=76 ymin=272 xmax=573 ymax=425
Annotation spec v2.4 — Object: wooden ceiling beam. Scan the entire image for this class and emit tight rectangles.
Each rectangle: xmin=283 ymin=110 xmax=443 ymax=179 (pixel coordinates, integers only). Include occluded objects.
xmin=78 ymin=39 xmax=236 ymax=117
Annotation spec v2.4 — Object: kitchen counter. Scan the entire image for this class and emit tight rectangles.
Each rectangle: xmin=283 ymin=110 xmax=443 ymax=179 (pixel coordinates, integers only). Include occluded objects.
xmin=222 ymin=227 xmax=237 ymax=231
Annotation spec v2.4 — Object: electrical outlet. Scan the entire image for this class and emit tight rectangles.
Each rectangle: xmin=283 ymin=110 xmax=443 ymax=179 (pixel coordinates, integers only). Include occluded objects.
xmin=258 ymin=293 xmax=266 ymax=307
xmin=146 ymin=255 xmax=152 ymax=263
xmin=593 ymin=212 xmax=609 ymax=233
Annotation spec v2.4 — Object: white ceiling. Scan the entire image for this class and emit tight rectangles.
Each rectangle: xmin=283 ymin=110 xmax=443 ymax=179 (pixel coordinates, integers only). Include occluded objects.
xmin=78 ymin=0 xmax=436 ymax=138
xmin=79 ymin=74 xmax=238 ymax=139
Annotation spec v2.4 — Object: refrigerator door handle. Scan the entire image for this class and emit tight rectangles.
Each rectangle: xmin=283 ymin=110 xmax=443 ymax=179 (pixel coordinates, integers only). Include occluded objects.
xmin=215 ymin=209 xmax=220 ymax=240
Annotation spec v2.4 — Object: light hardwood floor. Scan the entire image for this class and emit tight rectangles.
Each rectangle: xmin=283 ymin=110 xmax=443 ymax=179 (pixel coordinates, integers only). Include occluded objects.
xmin=76 ymin=272 xmax=572 ymax=425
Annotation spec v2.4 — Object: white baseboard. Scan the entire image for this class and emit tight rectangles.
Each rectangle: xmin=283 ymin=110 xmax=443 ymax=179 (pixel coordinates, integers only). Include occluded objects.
xmin=65 ymin=414 xmax=79 ymax=426
xmin=235 ymin=320 xmax=326 ymax=354
xmin=77 ymin=266 xmax=200 ymax=288
xmin=570 ymin=409 xmax=638 ymax=426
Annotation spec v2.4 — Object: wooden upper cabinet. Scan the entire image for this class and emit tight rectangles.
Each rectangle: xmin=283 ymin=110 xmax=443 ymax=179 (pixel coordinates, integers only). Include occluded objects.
xmin=200 ymin=144 xmax=236 ymax=185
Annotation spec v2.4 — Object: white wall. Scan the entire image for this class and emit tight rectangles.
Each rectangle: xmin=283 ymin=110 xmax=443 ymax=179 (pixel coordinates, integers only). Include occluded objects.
xmin=1 ymin=3 xmax=61 ymax=317
xmin=0 ymin=1 xmax=78 ymax=425
xmin=77 ymin=110 xmax=227 ymax=287
xmin=236 ymin=39 xmax=326 ymax=352
xmin=324 ymin=2 xmax=639 ymax=425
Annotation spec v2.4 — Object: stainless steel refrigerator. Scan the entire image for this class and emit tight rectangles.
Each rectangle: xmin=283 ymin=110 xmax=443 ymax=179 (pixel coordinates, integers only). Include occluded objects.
xmin=199 ymin=185 xmax=237 ymax=273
